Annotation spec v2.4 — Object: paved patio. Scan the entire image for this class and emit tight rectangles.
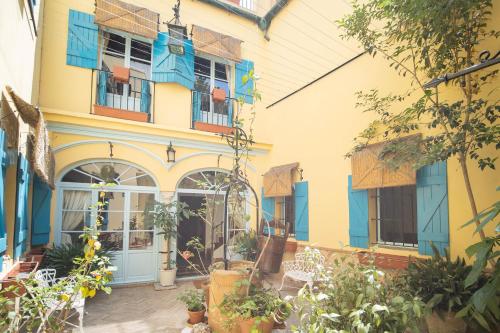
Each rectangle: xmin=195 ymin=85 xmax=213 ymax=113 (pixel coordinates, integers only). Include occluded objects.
xmin=82 ymin=276 xmax=298 ymax=333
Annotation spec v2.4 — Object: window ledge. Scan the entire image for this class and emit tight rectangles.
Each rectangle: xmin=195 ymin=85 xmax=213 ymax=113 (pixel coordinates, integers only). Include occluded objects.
xmin=94 ymin=105 xmax=149 ymax=123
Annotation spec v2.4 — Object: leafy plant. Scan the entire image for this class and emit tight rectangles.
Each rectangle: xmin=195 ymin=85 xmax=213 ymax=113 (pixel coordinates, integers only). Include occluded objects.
xmin=41 ymin=241 xmax=115 ymax=278
xmin=406 ymin=243 xmax=483 ymax=315
xmin=0 ymin=185 xmax=114 ymax=332
xmin=293 ymin=252 xmax=425 ymax=332
xmin=457 ymin=193 xmax=500 ymax=331
xmin=338 ymin=0 xmax=499 ymax=244
xmin=178 ymin=289 xmax=205 ymax=312
xmin=233 ymin=230 xmax=258 ymax=261
xmin=143 ymin=200 xmax=192 ymax=270
xmin=219 ymin=287 xmax=290 ymax=329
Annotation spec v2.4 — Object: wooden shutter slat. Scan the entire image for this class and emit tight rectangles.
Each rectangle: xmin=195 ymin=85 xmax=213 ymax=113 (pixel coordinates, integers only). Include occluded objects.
xmin=348 ymin=175 xmax=369 ymax=248
xmin=66 ymin=10 xmax=98 ymax=69
xmin=294 ymin=181 xmax=309 ymax=241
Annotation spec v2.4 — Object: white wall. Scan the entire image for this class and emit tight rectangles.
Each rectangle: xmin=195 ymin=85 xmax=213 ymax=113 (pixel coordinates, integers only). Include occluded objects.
xmin=0 ymin=0 xmax=42 ymax=103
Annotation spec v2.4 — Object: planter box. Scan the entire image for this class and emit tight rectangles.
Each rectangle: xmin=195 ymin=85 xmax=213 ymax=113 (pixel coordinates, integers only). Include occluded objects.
xmin=0 ymin=261 xmax=38 ymax=299
xmin=94 ymin=105 xmax=149 ymax=122
xmin=193 ymin=121 xmax=234 ymax=135
xmin=284 ymin=240 xmax=298 ymax=253
xmin=357 ymin=251 xmax=414 ymax=270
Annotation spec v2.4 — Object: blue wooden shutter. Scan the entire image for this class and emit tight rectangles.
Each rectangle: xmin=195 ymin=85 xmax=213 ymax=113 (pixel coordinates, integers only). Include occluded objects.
xmin=14 ymin=155 xmax=31 ymax=259
xmin=152 ymin=33 xmax=195 ymax=90
xmin=97 ymin=70 xmax=108 ymax=106
xmin=294 ymin=181 xmax=309 ymax=241
xmin=140 ymin=80 xmax=151 ymax=113
xmin=261 ymin=188 xmax=275 ymax=223
xmin=235 ymin=60 xmax=254 ymax=104
xmin=0 ymin=130 xmax=7 ymax=270
xmin=417 ymin=161 xmax=449 ymax=255
xmin=66 ymin=9 xmax=98 ymax=69
xmin=31 ymin=174 xmax=52 ymax=246
xmin=348 ymin=175 xmax=369 ymax=248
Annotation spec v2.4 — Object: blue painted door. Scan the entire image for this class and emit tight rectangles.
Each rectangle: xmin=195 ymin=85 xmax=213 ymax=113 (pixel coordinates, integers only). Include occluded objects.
xmin=14 ymin=155 xmax=31 ymax=259
xmin=417 ymin=161 xmax=449 ymax=255
xmin=294 ymin=181 xmax=309 ymax=241
xmin=348 ymin=175 xmax=369 ymax=248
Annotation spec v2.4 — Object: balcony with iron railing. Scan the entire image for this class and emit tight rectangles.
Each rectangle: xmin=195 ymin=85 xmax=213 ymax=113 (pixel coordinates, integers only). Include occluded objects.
xmin=92 ymin=69 xmax=155 ymax=123
xmin=191 ymin=90 xmax=234 ymax=134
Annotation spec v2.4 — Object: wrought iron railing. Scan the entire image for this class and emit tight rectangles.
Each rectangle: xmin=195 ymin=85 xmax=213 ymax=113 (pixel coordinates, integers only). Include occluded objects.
xmin=92 ymin=69 xmax=154 ymax=119
xmin=191 ymin=90 xmax=234 ymax=128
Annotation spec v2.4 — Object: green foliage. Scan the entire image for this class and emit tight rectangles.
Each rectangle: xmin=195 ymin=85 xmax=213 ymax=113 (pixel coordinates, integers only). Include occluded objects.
xmin=233 ymin=230 xmax=258 ymax=261
xmin=177 ymin=289 xmax=205 ymax=312
xmin=41 ymin=241 xmax=115 ymax=278
xmin=143 ymin=200 xmax=192 ymax=270
xmin=458 ymin=193 xmax=500 ymax=331
xmin=406 ymin=244 xmax=482 ymax=314
xmin=219 ymin=287 xmax=290 ymax=330
xmin=0 ymin=185 xmax=114 ymax=332
xmin=292 ymin=254 xmax=425 ymax=332
xmin=339 ymin=0 xmax=499 ymax=173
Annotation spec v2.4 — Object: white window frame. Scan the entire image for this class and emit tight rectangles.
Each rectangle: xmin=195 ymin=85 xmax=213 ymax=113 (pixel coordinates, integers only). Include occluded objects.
xmin=194 ymin=53 xmax=233 ymax=115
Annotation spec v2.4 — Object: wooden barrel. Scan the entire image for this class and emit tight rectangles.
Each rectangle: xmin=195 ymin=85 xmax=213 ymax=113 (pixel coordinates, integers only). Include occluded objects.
xmin=258 ymin=235 xmax=286 ymax=273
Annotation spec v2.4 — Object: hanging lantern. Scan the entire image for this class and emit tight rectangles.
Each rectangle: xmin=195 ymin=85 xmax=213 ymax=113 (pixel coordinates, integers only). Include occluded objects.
xmin=167 ymin=0 xmax=187 ymax=55
xmin=166 ymin=141 xmax=176 ymax=163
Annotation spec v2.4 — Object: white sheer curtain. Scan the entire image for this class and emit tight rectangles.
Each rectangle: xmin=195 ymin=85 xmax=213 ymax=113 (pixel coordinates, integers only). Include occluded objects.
xmin=62 ymin=190 xmax=91 ymax=231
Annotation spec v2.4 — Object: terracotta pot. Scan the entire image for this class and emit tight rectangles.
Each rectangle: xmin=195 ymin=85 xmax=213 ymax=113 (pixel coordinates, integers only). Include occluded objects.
xmin=425 ymin=310 xmax=466 ymax=333
xmin=284 ymin=240 xmax=298 ymax=253
xmin=239 ymin=317 xmax=274 ymax=333
xmin=193 ymin=277 xmax=209 ymax=289
xmin=188 ymin=308 xmax=206 ymax=325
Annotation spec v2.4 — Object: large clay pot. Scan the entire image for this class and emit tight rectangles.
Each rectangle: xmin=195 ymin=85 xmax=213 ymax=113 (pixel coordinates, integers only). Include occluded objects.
xmin=208 ymin=269 xmax=248 ymax=333
xmin=201 ymin=281 xmax=210 ymax=309
xmin=188 ymin=308 xmax=206 ymax=325
xmin=239 ymin=317 xmax=274 ymax=333
xmin=159 ymin=268 xmax=177 ymax=287
xmin=425 ymin=310 xmax=466 ymax=333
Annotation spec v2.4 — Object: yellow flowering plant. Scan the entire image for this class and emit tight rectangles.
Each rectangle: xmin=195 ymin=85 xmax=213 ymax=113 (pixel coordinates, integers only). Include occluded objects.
xmin=0 ymin=184 xmax=114 ymax=333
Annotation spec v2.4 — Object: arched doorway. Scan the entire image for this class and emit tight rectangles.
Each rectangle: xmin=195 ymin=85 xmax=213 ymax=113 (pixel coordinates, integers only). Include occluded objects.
xmin=56 ymin=160 xmax=159 ymax=284
xmin=176 ymin=169 xmax=248 ymax=277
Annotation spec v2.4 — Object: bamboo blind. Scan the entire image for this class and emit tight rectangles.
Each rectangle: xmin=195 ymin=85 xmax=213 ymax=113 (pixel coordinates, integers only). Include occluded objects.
xmin=191 ymin=25 xmax=242 ymax=62
xmin=263 ymin=162 xmax=299 ymax=197
xmin=95 ymin=0 xmax=159 ymax=40
xmin=351 ymin=137 xmax=419 ymax=190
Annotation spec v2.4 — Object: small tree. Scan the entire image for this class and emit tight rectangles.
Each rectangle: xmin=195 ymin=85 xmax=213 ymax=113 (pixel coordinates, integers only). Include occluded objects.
xmin=144 ymin=200 xmax=192 ymax=270
xmin=338 ymin=0 xmax=499 ymax=242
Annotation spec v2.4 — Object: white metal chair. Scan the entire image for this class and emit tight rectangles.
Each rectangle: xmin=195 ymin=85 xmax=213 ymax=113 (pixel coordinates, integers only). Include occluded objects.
xmin=34 ymin=269 xmax=85 ymax=332
xmin=279 ymin=250 xmax=325 ymax=291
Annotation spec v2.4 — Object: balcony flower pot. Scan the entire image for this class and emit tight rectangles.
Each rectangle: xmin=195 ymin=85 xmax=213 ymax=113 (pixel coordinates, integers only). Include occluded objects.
xmin=239 ymin=317 xmax=274 ymax=333
xmin=159 ymin=268 xmax=177 ymax=287
xmin=425 ymin=310 xmax=466 ymax=333
xmin=212 ymin=88 xmax=227 ymax=102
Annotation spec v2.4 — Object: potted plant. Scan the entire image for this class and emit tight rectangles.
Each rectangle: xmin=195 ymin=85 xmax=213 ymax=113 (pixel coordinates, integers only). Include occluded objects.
xmin=219 ymin=287 xmax=290 ymax=333
xmin=406 ymin=243 xmax=485 ymax=333
xmin=144 ymin=200 xmax=192 ymax=287
xmin=178 ymin=289 xmax=206 ymax=325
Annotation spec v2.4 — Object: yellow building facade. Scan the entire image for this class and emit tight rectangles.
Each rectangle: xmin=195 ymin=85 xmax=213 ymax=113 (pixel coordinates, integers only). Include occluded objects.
xmin=1 ymin=0 xmax=498 ymax=283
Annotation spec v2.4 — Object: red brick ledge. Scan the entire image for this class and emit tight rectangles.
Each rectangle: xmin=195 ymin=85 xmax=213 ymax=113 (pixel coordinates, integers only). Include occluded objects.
xmin=93 ymin=105 xmax=149 ymax=123
xmin=193 ymin=121 xmax=234 ymax=135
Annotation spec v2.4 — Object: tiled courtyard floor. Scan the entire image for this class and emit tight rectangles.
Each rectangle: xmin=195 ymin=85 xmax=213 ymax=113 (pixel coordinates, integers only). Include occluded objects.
xmin=82 ymin=275 xmax=300 ymax=333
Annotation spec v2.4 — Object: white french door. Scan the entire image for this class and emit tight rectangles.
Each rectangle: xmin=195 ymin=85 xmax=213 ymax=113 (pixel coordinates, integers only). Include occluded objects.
xmin=58 ymin=186 xmax=158 ymax=284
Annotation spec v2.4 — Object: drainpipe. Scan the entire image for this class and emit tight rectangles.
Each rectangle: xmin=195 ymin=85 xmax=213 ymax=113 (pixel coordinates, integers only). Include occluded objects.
xmin=258 ymin=0 xmax=289 ymax=40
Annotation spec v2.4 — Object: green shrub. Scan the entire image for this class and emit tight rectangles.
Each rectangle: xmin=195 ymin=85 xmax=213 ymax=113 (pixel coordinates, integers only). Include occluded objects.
xmin=41 ymin=242 xmax=115 ymax=277
xmin=233 ymin=230 xmax=258 ymax=261
xmin=293 ymin=252 xmax=425 ymax=332
xmin=406 ymin=244 xmax=484 ymax=314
